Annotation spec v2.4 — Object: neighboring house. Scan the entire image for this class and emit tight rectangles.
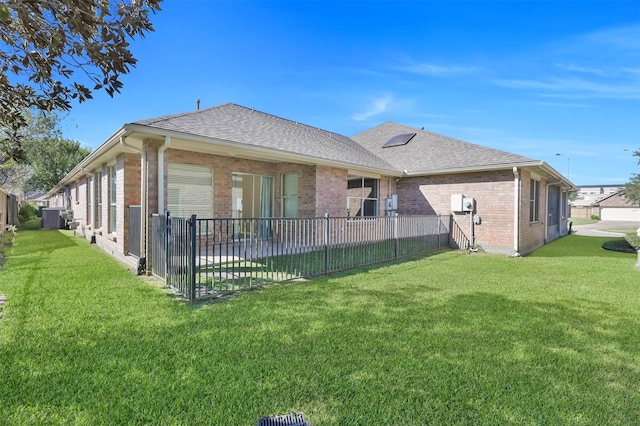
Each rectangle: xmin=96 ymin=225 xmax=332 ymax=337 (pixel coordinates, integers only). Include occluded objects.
xmin=570 ymin=184 xmax=624 ymax=219
xmin=0 ymin=187 xmax=19 ymax=232
xmin=23 ymin=191 xmax=49 ymax=207
xmin=596 ymin=191 xmax=640 ymax=221
xmin=47 ymin=103 xmax=575 ymax=269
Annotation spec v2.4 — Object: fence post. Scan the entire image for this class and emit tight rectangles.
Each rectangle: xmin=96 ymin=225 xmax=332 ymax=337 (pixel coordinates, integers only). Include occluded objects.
xmin=437 ymin=214 xmax=442 ymax=249
xmin=189 ymin=214 xmax=197 ymax=303
xmin=394 ymin=213 xmax=399 ymax=260
xmin=324 ymin=213 xmax=330 ymax=275
xmin=165 ymin=211 xmax=171 ymax=287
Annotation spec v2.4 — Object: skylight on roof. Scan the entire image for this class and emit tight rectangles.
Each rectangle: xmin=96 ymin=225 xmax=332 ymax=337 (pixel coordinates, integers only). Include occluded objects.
xmin=382 ymin=133 xmax=416 ymax=148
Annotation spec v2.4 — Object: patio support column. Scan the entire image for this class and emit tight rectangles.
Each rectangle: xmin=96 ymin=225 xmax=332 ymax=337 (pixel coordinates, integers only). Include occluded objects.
xmin=158 ymin=136 xmax=171 ymax=216
xmin=143 ymin=139 xmax=163 ymax=273
xmin=121 ymin=136 xmax=147 ymax=269
xmin=512 ymin=167 xmax=521 ymax=257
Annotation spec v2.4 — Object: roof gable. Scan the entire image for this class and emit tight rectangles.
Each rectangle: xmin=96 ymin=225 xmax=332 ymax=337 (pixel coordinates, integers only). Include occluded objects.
xmin=597 ymin=191 xmax=639 ymax=207
xmin=133 ymin=103 xmax=396 ymax=172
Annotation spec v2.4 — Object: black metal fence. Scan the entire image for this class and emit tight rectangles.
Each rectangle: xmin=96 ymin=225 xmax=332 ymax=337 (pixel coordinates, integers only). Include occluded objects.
xmin=151 ymin=213 xmax=469 ymax=302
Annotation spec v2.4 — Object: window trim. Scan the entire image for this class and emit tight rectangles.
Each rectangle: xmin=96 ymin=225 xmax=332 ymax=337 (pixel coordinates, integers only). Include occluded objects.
xmin=347 ymin=175 xmax=379 ymax=218
xmin=95 ymin=171 xmax=102 ymax=228
xmin=167 ymin=163 xmax=214 ymax=218
xmin=281 ymin=172 xmax=299 ymax=218
xmin=108 ymin=165 xmax=117 ymax=234
xmin=86 ymin=176 xmax=93 ymax=228
xmin=529 ymin=179 xmax=540 ymax=223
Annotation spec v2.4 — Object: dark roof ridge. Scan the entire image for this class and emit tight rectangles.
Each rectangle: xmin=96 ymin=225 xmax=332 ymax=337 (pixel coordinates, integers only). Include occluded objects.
xmin=227 ymin=103 xmax=348 ymax=139
xmin=132 ymin=102 xmax=236 ymax=125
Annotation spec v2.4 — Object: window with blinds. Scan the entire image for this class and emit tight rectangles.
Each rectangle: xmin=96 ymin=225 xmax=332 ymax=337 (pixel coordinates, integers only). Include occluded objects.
xmin=282 ymin=173 xmax=298 ymax=218
xmin=167 ymin=163 xmax=213 ymax=218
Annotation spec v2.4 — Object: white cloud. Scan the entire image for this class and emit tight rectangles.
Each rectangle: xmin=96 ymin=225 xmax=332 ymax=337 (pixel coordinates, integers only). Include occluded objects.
xmin=555 ymin=63 xmax=606 ymax=76
xmin=491 ymin=23 xmax=640 ymax=102
xmin=394 ymin=61 xmax=479 ymax=77
xmin=584 ymin=24 xmax=640 ymax=51
xmin=352 ymin=95 xmax=393 ymax=121
xmin=492 ymin=77 xmax=640 ymax=100
xmin=534 ymin=101 xmax=592 ymax=108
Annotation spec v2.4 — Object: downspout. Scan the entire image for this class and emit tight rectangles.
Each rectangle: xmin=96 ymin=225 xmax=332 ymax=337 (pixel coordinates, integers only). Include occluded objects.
xmin=120 ymin=135 xmax=147 ymax=265
xmin=511 ymin=167 xmax=521 ymax=257
xmin=158 ymin=136 xmax=171 ymax=214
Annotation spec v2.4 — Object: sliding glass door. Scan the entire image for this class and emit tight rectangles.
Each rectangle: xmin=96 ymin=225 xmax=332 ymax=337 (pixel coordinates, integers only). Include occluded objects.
xmin=232 ymin=173 xmax=273 ymax=239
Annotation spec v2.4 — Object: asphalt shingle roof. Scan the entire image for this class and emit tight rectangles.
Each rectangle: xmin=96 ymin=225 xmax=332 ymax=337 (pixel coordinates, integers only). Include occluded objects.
xmin=351 ymin=122 xmax=536 ymax=174
xmin=133 ymin=103 xmax=397 ymax=172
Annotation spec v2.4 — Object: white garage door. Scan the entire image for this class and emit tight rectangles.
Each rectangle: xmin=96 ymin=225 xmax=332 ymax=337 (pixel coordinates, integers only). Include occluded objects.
xmin=600 ymin=207 xmax=640 ymax=221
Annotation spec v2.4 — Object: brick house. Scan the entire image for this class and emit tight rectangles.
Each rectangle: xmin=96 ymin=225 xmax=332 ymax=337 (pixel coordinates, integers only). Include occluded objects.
xmin=596 ymin=191 xmax=640 ymax=221
xmin=47 ymin=103 xmax=575 ymax=268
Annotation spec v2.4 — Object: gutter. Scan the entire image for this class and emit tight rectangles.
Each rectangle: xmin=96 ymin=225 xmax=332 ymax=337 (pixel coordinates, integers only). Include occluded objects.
xmin=62 ymin=127 xmax=130 ymax=185
xmin=406 ymin=161 xmax=545 ymax=177
xmin=124 ymin=123 xmax=400 ymax=177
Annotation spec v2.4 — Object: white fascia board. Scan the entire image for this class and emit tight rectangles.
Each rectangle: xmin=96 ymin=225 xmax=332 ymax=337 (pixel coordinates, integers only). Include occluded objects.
xmin=408 ymin=161 xmax=544 ymax=177
xmin=409 ymin=161 xmax=577 ymax=191
xmin=535 ymin=162 xmax=578 ymax=191
xmin=46 ymin=126 xmax=139 ymax=196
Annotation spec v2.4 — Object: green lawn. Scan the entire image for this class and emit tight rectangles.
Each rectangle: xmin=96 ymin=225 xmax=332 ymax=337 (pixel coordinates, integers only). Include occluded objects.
xmin=568 ymin=217 xmax=598 ymax=226
xmin=0 ymin=224 xmax=638 ymax=425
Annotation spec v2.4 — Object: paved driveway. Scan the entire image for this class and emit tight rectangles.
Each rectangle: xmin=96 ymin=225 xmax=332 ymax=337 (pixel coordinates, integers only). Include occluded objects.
xmin=571 ymin=220 xmax=640 ymax=237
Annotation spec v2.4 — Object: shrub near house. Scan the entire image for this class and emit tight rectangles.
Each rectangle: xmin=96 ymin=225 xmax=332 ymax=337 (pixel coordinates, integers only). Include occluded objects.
xmin=626 ymin=230 xmax=640 ymax=269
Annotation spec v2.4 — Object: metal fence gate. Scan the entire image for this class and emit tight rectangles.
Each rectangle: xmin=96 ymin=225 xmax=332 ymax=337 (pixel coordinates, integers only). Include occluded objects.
xmin=151 ymin=213 xmax=469 ymax=302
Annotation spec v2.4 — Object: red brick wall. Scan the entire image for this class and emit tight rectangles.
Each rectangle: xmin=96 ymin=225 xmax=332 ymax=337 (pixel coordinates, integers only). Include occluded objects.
xmin=122 ymin=152 xmax=141 ymax=255
xmin=396 ymin=169 xmax=547 ymax=254
xmin=160 ymin=149 xmax=390 ymax=220
xmin=275 ymin=163 xmax=316 ymax=217
xmin=315 ymin=166 xmax=347 ymax=217
xmin=518 ymin=169 xmax=547 ymax=255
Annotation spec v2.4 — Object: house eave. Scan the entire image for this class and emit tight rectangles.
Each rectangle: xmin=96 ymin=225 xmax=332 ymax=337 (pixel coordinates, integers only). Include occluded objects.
xmin=407 ymin=161 xmax=540 ymax=177
xmin=407 ymin=161 xmax=577 ymax=191
xmin=46 ymin=126 xmax=135 ymax=196
xmin=124 ymin=124 xmax=400 ymax=177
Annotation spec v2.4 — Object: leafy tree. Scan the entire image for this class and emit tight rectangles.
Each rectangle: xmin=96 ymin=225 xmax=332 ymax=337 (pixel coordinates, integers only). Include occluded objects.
xmin=0 ymin=110 xmax=89 ymax=193
xmin=623 ymin=149 xmax=640 ymax=206
xmin=0 ymin=162 xmax=32 ymax=194
xmin=25 ymin=134 xmax=90 ymax=191
xmin=0 ymin=0 xmax=161 ymax=130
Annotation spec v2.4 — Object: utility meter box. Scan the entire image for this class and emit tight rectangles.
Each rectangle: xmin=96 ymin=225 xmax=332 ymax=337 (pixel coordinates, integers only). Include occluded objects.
xmin=463 ymin=197 xmax=475 ymax=212
xmin=387 ymin=194 xmax=398 ymax=210
xmin=451 ymin=194 xmax=464 ymax=212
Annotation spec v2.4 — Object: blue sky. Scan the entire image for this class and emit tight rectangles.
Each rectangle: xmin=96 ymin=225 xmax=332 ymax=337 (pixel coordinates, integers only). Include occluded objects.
xmin=61 ymin=0 xmax=640 ymax=186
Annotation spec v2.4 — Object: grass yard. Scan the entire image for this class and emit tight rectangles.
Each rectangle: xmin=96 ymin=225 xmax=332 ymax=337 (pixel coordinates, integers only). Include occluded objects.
xmin=0 ymin=223 xmax=638 ymax=425
xmin=568 ymin=217 xmax=598 ymax=226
